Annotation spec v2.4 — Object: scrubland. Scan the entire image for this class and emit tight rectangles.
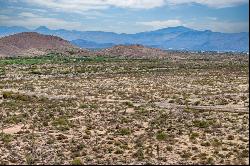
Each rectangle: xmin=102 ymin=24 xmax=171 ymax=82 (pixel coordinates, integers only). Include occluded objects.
xmin=0 ymin=54 xmax=249 ymax=165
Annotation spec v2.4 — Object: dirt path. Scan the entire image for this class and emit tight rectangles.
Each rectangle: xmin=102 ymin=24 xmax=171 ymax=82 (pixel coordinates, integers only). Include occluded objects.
xmin=154 ymin=101 xmax=249 ymax=113
xmin=1 ymin=89 xmax=248 ymax=114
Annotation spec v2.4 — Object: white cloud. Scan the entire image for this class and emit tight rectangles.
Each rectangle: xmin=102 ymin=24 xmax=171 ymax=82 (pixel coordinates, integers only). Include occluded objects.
xmin=0 ymin=14 xmax=85 ymax=30
xmin=1 ymin=0 xmax=249 ymax=33
xmin=106 ymin=0 xmax=165 ymax=9
xmin=0 ymin=15 xmax=11 ymax=20
xmin=136 ymin=18 xmax=249 ymax=33
xmin=1 ymin=12 xmax=248 ymax=33
xmin=19 ymin=12 xmax=38 ymax=17
xmin=165 ymin=0 xmax=248 ymax=8
xmin=137 ymin=20 xmax=183 ymax=29
xmin=16 ymin=0 xmax=249 ymax=14
xmin=206 ymin=17 xmax=217 ymax=21
xmin=23 ymin=0 xmax=165 ymax=12
xmin=187 ymin=20 xmax=249 ymax=32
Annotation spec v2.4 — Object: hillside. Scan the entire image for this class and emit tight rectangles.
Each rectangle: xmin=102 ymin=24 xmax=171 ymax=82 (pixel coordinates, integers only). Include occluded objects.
xmin=0 ymin=32 xmax=88 ymax=57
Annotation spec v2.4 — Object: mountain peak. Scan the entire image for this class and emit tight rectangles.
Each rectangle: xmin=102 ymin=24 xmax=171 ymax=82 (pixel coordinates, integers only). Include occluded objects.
xmin=173 ymin=26 xmax=189 ymax=29
xmin=35 ymin=26 xmax=49 ymax=31
xmin=167 ymin=26 xmax=193 ymax=31
xmin=153 ymin=26 xmax=193 ymax=34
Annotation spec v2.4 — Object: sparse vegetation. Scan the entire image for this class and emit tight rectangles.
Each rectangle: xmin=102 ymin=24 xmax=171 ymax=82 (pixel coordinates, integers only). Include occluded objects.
xmin=0 ymin=53 xmax=248 ymax=165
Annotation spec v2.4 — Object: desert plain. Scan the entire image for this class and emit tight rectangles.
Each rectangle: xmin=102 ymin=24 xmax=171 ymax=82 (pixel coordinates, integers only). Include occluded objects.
xmin=0 ymin=53 xmax=249 ymax=165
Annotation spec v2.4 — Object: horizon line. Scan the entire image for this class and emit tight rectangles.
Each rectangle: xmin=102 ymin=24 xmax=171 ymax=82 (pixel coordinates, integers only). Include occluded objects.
xmin=1 ymin=25 xmax=249 ymax=35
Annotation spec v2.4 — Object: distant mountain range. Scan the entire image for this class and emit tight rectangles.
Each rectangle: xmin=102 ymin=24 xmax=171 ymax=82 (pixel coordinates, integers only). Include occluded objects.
xmin=0 ymin=32 xmax=170 ymax=58
xmin=0 ymin=26 xmax=249 ymax=52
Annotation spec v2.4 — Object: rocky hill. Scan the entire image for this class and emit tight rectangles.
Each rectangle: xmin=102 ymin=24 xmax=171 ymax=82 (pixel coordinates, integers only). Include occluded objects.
xmin=96 ymin=44 xmax=169 ymax=58
xmin=0 ymin=32 xmax=89 ymax=57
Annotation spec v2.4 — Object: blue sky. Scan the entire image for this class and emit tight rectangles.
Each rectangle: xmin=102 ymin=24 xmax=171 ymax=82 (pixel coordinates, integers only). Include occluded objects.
xmin=0 ymin=0 xmax=249 ymax=33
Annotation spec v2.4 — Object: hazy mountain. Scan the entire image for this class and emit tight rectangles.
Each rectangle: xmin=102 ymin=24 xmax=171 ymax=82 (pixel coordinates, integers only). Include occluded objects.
xmin=0 ymin=26 xmax=30 ymax=37
xmin=71 ymin=39 xmax=114 ymax=49
xmin=0 ymin=26 xmax=248 ymax=52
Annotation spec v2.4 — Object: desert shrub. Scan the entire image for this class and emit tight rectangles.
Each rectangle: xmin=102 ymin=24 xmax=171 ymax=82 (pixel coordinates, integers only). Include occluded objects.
xmin=71 ymin=158 xmax=83 ymax=165
xmin=71 ymin=144 xmax=85 ymax=153
xmin=4 ymin=115 xmax=23 ymax=124
xmin=194 ymin=100 xmax=201 ymax=106
xmin=168 ymin=100 xmax=175 ymax=103
xmin=15 ymin=93 xmax=31 ymax=101
xmin=0 ymin=133 xmax=13 ymax=143
xmin=240 ymin=95 xmax=247 ymax=101
xmin=191 ymin=146 xmax=198 ymax=151
xmin=239 ymin=149 xmax=249 ymax=158
xmin=25 ymin=154 xmax=34 ymax=165
xmin=176 ymin=98 xmax=184 ymax=105
xmin=133 ymin=148 xmax=144 ymax=160
xmin=198 ymin=153 xmax=208 ymax=160
xmin=80 ymin=104 xmax=89 ymax=109
xmin=2 ymin=91 xmax=12 ymax=99
xmin=85 ymin=129 xmax=91 ymax=135
xmin=30 ymin=70 xmax=42 ymax=75
xmin=52 ymin=117 xmax=71 ymax=131
xmin=206 ymin=157 xmax=214 ymax=164
xmin=2 ymin=91 xmax=32 ymax=101
xmin=118 ymin=128 xmax=131 ymax=136
xmin=193 ymin=120 xmax=210 ymax=128
xmin=136 ymin=108 xmax=149 ymax=117
xmin=89 ymin=104 xmax=98 ymax=109
xmin=227 ymin=135 xmax=234 ymax=140
xmin=124 ymin=101 xmax=133 ymax=107
xmin=211 ymin=138 xmax=222 ymax=147
xmin=114 ymin=148 xmax=124 ymax=154
xmin=46 ymin=138 xmax=55 ymax=144
xmin=0 ymin=68 xmax=5 ymax=75
xmin=180 ymin=150 xmax=192 ymax=158
xmin=156 ymin=131 xmax=167 ymax=141
xmin=114 ymin=140 xmax=121 ymax=146
xmin=201 ymin=141 xmax=211 ymax=147
xmin=218 ymin=98 xmax=229 ymax=105
xmin=166 ymin=146 xmax=173 ymax=151
xmin=190 ymin=132 xmax=199 ymax=140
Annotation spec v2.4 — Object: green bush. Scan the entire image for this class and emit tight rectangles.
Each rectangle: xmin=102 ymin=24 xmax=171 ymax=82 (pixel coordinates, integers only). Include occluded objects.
xmin=71 ymin=158 xmax=83 ymax=165
xmin=190 ymin=132 xmax=199 ymax=140
xmin=156 ymin=131 xmax=167 ymax=141
xmin=193 ymin=120 xmax=210 ymax=128
xmin=119 ymin=128 xmax=131 ymax=136
xmin=133 ymin=148 xmax=144 ymax=160
xmin=0 ymin=133 xmax=13 ymax=143
xmin=2 ymin=91 xmax=12 ymax=99
xmin=52 ymin=117 xmax=71 ymax=131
